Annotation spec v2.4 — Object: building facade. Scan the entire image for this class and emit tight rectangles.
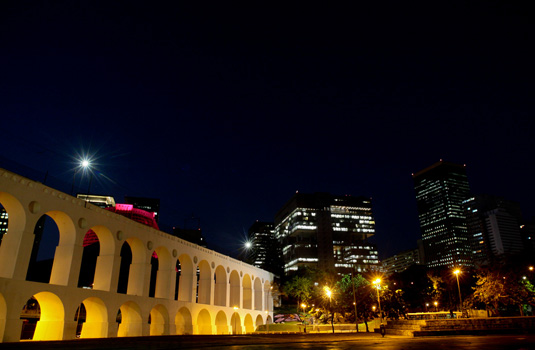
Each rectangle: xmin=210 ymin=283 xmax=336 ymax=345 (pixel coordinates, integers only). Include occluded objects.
xmin=382 ymin=248 xmax=421 ymax=276
xmin=247 ymin=221 xmax=282 ymax=276
xmin=463 ymin=195 xmax=524 ymax=265
xmin=413 ymin=161 xmax=472 ymax=268
xmin=274 ymin=192 xmax=378 ymax=275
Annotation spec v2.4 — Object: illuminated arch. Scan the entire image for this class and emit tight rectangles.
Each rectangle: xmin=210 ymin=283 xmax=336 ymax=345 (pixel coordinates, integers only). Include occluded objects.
xmin=175 ymin=307 xmax=193 ymax=335
xmin=244 ymin=314 xmax=254 ymax=334
xmin=255 ymin=314 xmax=263 ymax=330
xmin=215 ymin=311 xmax=228 ymax=334
xmin=230 ymin=310 xmax=241 ymax=334
xmin=32 ymin=291 xmax=64 ymax=340
xmin=229 ymin=270 xmax=240 ymax=308
xmin=26 ymin=211 xmax=76 ymax=285
xmin=242 ymin=274 xmax=252 ymax=309
xmin=214 ymin=265 xmax=227 ymax=306
xmin=197 ymin=260 xmax=211 ymax=304
xmin=153 ymin=246 xmax=172 ymax=299
xmin=117 ymin=301 xmax=142 ymax=337
xmin=0 ymin=192 xmax=26 ymax=279
xmin=178 ymin=254 xmax=193 ymax=302
xmin=254 ymin=277 xmax=262 ymax=310
xmin=87 ymin=226 xmax=115 ymax=291
xmin=196 ymin=309 xmax=212 ymax=335
xmin=79 ymin=297 xmax=108 ymax=338
xmin=149 ymin=304 xmax=169 ymax=336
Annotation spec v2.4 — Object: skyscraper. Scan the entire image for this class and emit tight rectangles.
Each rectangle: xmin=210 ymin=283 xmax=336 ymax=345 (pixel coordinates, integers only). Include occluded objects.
xmin=247 ymin=221 xmax=282 ymax=276
xmin=274 ymin=192 xmax=378 ymax=275
xmin=413 ymin=161 xmax=472 ymax=268
xmin=463 ymin=195 xmax=524 ymax=265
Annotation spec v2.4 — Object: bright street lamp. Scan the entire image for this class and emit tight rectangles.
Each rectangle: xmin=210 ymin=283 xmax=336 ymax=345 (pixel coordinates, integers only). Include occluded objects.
xmin=434 ymin=301 xmax=438 ymax=312
xmin=373 ymin=278 xmax=383 ymax=324
xmin=324 ymin=286 xmax=334 ymax=333
xmin=454 ymin=269 xmax=463 ymax=314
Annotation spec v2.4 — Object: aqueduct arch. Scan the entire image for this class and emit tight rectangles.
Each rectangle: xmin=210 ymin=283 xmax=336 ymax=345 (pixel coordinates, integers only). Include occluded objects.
xmin=0 ymin=168 xmax=273 ymax=342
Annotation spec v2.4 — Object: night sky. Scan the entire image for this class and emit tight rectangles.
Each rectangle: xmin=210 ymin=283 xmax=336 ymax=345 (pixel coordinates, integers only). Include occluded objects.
xmin=1 ymin=1 xmax=533 ymax=259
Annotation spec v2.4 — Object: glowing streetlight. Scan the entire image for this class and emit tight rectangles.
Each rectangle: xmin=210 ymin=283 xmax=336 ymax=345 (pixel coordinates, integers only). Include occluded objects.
xmin=324 ymin=286 xmax=334 ymax=333
xmin=301 ymin=303 xmax=307 ymax=333
xmin=373 ymin=278 xmax=383 ymax=324
xmin=434 ymin=301 xmax=438 ymax=312
xmin=71 ymin=158 xmax=91 ymax=196
xmin=454 ymin=269 xmax=463 ymax=314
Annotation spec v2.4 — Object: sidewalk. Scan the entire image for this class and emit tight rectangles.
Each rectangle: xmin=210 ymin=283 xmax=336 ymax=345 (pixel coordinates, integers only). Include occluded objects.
xmin=0 ymin=332 xmax=386 ymax=350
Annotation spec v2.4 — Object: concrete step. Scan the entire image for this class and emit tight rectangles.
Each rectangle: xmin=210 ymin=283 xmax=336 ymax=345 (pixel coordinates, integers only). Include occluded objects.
xmin=384 ymin=328 xmax=415 ymax=336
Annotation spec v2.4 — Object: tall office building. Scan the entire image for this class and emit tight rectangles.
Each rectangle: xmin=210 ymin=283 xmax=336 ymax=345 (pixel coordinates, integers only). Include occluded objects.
xmin=274 ymin=192 xmax=378 ymax=275
xmin=247 ymin=221 xmax=282 ymax=276
xmin=413 ymin=161 xmax=472 ymax=268
xmin=463 ymin=195 xmax=524 ymax=265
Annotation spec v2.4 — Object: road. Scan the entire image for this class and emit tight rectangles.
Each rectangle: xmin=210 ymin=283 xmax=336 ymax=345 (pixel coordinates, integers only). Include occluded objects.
xmin=1 ymin=333 xmax=535 ymax=350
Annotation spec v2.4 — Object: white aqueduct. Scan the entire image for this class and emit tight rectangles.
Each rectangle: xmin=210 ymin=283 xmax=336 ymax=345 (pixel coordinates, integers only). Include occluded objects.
xmin=0 ymin=168 xmax=273 ymax=342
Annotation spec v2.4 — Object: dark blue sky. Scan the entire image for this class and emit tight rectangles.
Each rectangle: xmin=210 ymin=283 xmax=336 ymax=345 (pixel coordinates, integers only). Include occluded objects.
xmin=1 ymin=1 xmax=533 ymax=259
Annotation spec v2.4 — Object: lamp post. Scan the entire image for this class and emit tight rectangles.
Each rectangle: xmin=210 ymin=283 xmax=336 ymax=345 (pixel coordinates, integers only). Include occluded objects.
xmin=454 ymin=269 xmax=463 ymax=314
xmin=351 ymin=270 xmax=359 ymax=332
xmin=301 ymin=303 xmax=307 ymax=333
xmin=434 ymin=301 xmax=438 ymax=312
xmin=324 ymin=286 xmax=334 ymax=334
xmin=373 ymin=278 xmax=383 ymax=325
xmin=425 ymin=303 xmax=429 ymax=312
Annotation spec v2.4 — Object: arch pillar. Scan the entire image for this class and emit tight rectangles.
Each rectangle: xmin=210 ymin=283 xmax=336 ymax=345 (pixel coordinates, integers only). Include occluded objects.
xmin=214 ymin=279 xmax=226 ymax=306
xmin=50 ymin=243 xmax=83 ymax=286
xmin=167 ymin=268 xmax=177 ymax=301
xmin=93 ymin=253 xmax=118 ymax=291
xmin=127 ymin=262 xmax=150 ymax=296
xmin=155 ymin=268 xmax=173 ymax=299
xmin=1 ymin=226 xmax=35 ymax=280
xmin=2 ymin=309 xmax=23 ymax=343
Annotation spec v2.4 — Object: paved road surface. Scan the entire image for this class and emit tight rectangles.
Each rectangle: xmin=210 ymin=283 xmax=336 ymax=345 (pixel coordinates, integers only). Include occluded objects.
xmin=1 ymin=333 xmax=535 ymax=350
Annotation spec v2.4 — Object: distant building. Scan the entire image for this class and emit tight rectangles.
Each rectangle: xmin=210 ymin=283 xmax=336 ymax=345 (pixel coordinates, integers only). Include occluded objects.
xmin=413 ymin=161 xmax=472 ymax=268
xmin=247 ymin=221 xmax=283 ymax=276
xmin=172 ymin=227 xmax=207 ymax=247
xmin=274 ymin=192 xmax=379 ymax=275
xmin=463 ymin=195 xmax=524 ymax=265
xmin=382 ymin=248 xmax=421 ymax=276
xmin=521 ymin=220 xmax=535 ymax=254
xmin=76 ymin=194 xmax=116 ymax=208
xmin=0 ymin=207 xmax=7 ymax=246
xmin=124 ymin=196 xmax=160 ymax=223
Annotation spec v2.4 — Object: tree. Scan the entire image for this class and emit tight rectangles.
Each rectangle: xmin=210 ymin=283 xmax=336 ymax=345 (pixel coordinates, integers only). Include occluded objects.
xmin=471 ymin=262 xmax=535 ymax=316
xmin=283 ymin=276 xmax=313 ymax=312
xmin=335 ymin=273 xmax=376 ymax=332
